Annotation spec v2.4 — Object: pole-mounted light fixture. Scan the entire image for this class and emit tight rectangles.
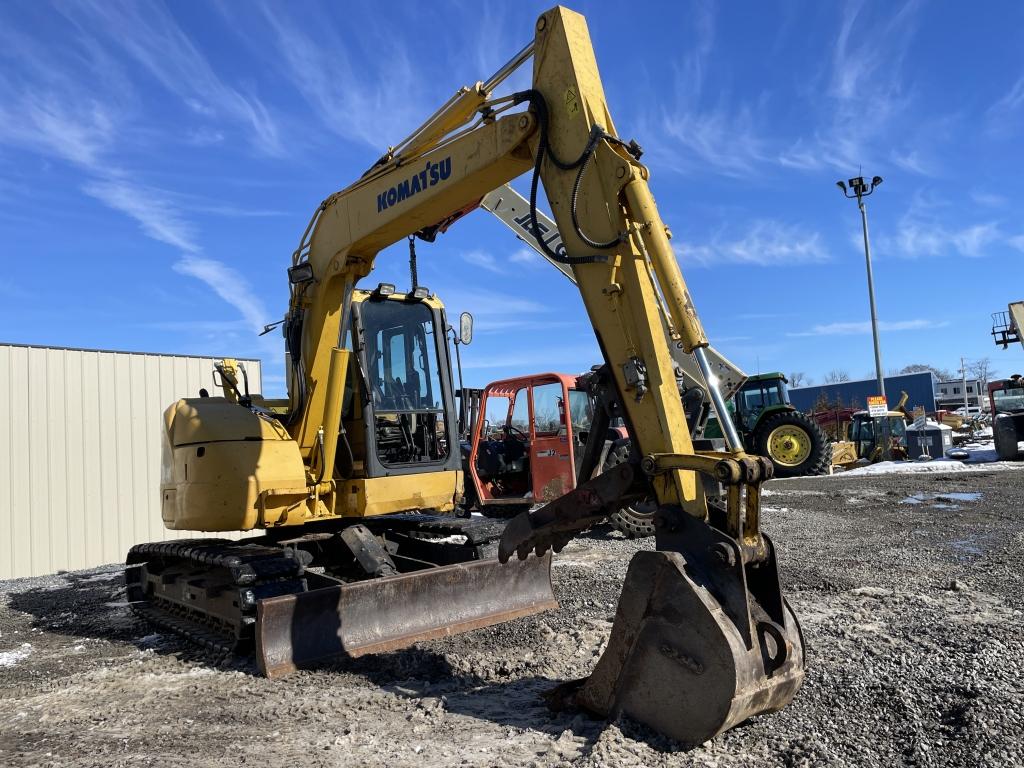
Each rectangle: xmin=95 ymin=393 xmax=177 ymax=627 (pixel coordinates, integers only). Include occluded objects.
xmin=836 ymin=171 xmax=888 ymax=455
xmin=838 ymin=175 xmax=883 ymax=200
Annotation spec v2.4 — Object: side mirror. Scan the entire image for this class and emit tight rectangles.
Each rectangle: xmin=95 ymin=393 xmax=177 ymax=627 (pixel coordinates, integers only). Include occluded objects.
xmin=459 ymin=312 xmax=473 ymax=345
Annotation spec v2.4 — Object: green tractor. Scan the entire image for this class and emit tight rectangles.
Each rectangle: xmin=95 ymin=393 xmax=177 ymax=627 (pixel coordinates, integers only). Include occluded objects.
xmin=704 ymin=373 xmax=832 ymax=477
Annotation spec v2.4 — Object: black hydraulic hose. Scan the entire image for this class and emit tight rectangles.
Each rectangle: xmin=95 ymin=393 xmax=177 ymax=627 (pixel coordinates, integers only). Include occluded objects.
xmin=511 ymin=89 xmax=637 ymax=263
xmin=338 ymin=423 xmax=355 ymax=477
xmin=408 ymin=235 xmax=419 ymax=290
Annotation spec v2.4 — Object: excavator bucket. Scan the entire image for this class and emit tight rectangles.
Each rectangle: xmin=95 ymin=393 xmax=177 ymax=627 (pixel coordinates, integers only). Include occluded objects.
xmin=553 ymin=546 xmax=803 ymax=745
xmin=255 ymin=553 xmax=557 ymax=677
xmin=499 ymin=462 xmax=805 ymax=745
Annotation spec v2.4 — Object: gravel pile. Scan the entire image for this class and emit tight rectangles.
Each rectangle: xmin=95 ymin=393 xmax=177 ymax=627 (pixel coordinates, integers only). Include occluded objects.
xmin=1 ymin=466 xmax=1022 ymax=766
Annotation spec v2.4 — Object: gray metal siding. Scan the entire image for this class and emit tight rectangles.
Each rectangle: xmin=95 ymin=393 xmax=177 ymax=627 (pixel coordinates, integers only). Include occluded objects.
xmin=0 ymin=345 xmax=262 ymax=579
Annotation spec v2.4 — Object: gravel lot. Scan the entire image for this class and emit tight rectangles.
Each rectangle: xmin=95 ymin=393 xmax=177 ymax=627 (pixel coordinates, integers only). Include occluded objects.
xmin=2 ymin=465 xmax=1023 ymax=767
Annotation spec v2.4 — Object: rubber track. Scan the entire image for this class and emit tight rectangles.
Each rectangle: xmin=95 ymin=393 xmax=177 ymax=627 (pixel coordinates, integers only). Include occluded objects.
xmin=126 ymin=539 xmax=307 ymax=655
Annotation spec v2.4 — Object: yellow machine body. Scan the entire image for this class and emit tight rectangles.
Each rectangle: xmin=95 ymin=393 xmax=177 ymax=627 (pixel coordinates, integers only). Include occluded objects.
xmin=129 ymin=6 xmax=805 ymax=746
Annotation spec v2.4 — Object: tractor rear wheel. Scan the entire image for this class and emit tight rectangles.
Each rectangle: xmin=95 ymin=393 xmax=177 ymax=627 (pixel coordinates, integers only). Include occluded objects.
xmin=603 ymin=441 xmax=657 ymax=539
xmin=751 ymin=410 xmax=832 ymax=478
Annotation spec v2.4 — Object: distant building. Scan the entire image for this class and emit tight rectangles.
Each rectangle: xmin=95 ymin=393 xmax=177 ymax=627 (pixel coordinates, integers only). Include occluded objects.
xmin=935 ymin=379 xmax=983 ymax=410
xmin=789 ymin=371 xmax=937 ymax=414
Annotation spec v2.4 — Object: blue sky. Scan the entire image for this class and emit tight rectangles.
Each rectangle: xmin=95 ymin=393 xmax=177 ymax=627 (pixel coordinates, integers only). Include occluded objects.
xmin=2 ymin=1 xmax=1022 ymax=396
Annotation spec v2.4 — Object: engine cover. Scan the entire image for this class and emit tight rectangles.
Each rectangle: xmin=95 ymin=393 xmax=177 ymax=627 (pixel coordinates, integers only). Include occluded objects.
xmin=161 ymin=398 xmax=309 ymax=531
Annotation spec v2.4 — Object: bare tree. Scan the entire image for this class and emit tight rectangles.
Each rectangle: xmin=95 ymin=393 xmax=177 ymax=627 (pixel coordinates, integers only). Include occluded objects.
xmin=788 ymin=371 xmax=810 ymax=388
xmin=823 ymin=369 xmax=851 ymax=384
xmin=899 ymin=363 xmax=954 ymax=382
xmin=967 ymin=357 xmax=994 ymax=393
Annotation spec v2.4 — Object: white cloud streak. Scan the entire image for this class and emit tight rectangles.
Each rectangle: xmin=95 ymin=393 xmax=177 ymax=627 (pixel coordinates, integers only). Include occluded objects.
xmin=255 ymin=3 xmax=424 ymax=149
xmin=461 ymin=250 xmax=506 ymax=274
xmin=82 ymin=179 xmax=201 ymax=253
xmin=647 ymin=1 xmax=926 ymax=178
xmin=788 ymin=318 xmax=947 ymax=337
xmin=60 ymin=0 xmax=282 ymax=156
xmin=986 ymin=74 xmax=1024 ymax=135
xmin=877 ymin=191 xmax=1005 ymax=259
xmin=172 ymin=257 xmax=268 ymax=333
xmin=0 ymin=4 xmax=279 ymax=335
xmin=677 ymin=220 xmax=829 ymax=267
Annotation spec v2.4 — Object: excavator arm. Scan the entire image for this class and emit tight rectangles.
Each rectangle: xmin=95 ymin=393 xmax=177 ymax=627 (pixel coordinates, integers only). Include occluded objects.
xmin=480 ymin=182 xmax=747 ymax=421
xmin=275 ymin=6 xmax=802 ymax=744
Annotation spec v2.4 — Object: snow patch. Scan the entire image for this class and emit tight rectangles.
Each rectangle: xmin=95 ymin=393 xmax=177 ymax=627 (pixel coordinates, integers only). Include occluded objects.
xmin=0 ymin=643 xmax=32 ymax=667
xmin=840 ymin=459 xmax=1024 ymax=477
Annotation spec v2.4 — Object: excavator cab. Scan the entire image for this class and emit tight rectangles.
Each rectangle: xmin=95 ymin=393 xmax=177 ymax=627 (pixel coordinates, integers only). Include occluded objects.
xmin=353 ymin=286 xmax=455 ymax=472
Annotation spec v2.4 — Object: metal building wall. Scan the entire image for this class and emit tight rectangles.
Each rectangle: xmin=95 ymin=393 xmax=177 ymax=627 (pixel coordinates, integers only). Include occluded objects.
xmin=788 ymin=372 xmax=937 ymax=414
xmin=0 ymin=344 xmax=262 ymax=579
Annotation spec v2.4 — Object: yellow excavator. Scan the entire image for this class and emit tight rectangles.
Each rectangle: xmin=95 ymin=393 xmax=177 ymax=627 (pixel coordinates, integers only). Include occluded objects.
xmin=126 ymin=7 xmax=803 ymax=745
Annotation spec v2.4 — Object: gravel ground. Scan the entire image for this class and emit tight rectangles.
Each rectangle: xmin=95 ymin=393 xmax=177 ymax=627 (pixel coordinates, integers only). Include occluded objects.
xmin=1 ymin=465 xmax=1023 ymax=767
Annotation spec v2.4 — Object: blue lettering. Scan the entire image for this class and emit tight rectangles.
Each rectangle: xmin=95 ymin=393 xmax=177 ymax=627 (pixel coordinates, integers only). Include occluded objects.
xmin=377 ymin=156 xmax=452 ymax=214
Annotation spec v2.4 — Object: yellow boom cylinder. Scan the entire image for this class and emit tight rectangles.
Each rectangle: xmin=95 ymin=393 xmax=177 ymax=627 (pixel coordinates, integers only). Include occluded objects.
xmin=623 ymin=179 xmax=709 ymax=354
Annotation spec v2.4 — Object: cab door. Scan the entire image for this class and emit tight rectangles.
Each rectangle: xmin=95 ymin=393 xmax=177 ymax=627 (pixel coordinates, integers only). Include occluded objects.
xmin=529 ymin=380 xmax=576 ymax=502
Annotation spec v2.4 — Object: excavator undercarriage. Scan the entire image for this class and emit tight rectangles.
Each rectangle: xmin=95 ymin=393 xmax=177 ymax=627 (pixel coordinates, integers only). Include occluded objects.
xmin=127 ymin=516 xmax=556 ymax=677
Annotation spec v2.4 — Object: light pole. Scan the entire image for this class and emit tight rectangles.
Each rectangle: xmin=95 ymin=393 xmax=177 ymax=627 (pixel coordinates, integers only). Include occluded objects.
xmin=836 ymin=175 xmax=885 ymax=400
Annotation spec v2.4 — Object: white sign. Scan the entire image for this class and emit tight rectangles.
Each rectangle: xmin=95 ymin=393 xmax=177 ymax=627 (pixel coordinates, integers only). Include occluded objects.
xmin=867 ymin=396 xmax=888 ymax=418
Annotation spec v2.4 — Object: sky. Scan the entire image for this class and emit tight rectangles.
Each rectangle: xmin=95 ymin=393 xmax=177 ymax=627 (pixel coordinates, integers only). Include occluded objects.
xmin=1 ymin=0 xmax=1022 ymax=397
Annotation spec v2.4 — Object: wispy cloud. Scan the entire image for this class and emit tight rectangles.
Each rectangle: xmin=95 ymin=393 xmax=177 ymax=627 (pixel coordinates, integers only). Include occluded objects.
xmin=461 ymin=250 xmax=506 ymax=274
xmin=788 ymin=318 xmax=947 ymax=337
xmin=83 ymin=179 xmax=201 ymax=253
xmin=61 ymin=0 xmax=282 ymax=156
xmin=509 ymin=248 xmax=543 ymax=267
xmin=971 ymin=190 xmax=1008 ymax=208
xmin=0 ymin=21 xmax=124 ymax=168
xmin=172 ymin=257 xmax=268 ymax=333
xmin=431 ymin=285 xmax=584 ymax=336
xmin=641 ymin=4 xmax=772 ymax=178
xmin=877 ymin=190 xmax=1005 ymax=259
xmin=255 ymin=3 xmax=424 ymax=149
xmin=81 ymin=177 xmax=270 ymax=331
xmin=0 ymin=95 xmax=117 ymax=167
xmin=646 ymin=1 xmax=927 ymax=179
xmin=677 ymin=220 xmax=828 ymax=267
xmin=986 ymin=74 xmax=1024 ymax=135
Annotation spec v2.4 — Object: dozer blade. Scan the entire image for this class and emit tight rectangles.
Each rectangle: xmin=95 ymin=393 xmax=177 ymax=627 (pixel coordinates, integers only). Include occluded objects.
xmin=555 ymin=548 xmax=804 ymax=745
xmin=255 ymin=553 xmax=556 ymax=677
